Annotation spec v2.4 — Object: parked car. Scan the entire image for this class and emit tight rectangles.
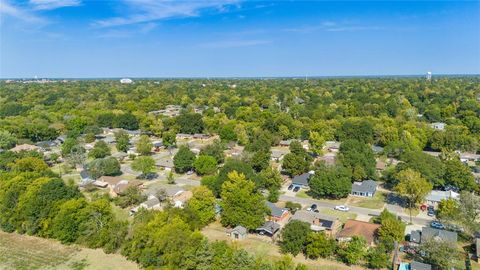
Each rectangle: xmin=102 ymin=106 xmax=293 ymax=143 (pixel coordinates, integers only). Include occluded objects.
xmin=427 ymin=206 xmax=435 ymax=216
xmin=430 ymin=221 xmax=445 ymax=230
xmin=310 ymin=204 xmax=317 ymax=210
xmin=334 ymin=205 xmax=350 ymax=212
xmin=293 ymin=186 xmax=300 ymax=192
xmin=287 ymin=184 xmax=294 ymax=190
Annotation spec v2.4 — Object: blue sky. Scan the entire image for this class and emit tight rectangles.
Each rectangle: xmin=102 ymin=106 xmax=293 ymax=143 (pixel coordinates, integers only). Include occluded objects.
xmin=1 ymin=0 xmax=479 ymax=78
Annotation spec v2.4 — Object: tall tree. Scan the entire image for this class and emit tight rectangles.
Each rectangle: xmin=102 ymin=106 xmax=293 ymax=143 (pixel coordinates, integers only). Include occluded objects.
xmin=173 ymin=145 xmax=196 ymax=173
xmin=279 ymin=220 xmax=310 ymax=256
xmin=185 ymin=186 xmax=216 ymax=227
xmin=338 ymin=139 xmax=376 ymax=180
xmin=220 ymin=171 xmax=267 ymax=230
xmin=131 ymin=156 xmax=156 ymax=177
xmin=136 ymin=135 xmax=153 ymax=155
xmin=394 ymin=169 xmax=432 ymax=223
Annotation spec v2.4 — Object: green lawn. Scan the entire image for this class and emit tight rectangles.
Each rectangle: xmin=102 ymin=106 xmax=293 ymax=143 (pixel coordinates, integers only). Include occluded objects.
xmin=349 ymin=192 xmax=386 ymax=209
xmin=321 ymin=208 xmax=357 ymax=223
xmin=295 ymin=190 xmax=310 ymax=198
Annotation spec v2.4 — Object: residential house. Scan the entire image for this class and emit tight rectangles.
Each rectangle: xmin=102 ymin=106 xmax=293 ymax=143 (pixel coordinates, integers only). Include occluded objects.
xmin=337 ymin=220 xmax=381 ymax=246
xmin=11 ymin=144 xmax=40 ymax=153
xmin=430 ymin=122 xmax=446 ymax=131
xmin=256 ymin=221 xmax=281 ymax=237
xmin=323 ymin=141 xmax=340 ymax=153
xmin=422 ymin=151 xmax=441 ymax=158
xmin=130 ymin=195 xmax=161 ymax=214
xmin=410 ymin=230 xmax=422 ymax=244
xmin=425 ymin=190 xmax=459 ymax=206
xmin=79 ymin=170 xmax=93 ymax=185
xmin=291 ymin=210 xmax=340 ymax=235
xmin=420 ymin=227 xmax=458 ymax=243
xmin=266 ymin=201 xmax=290 ymax=222
xmin=279 ymin=140 xmax=293 ymax=147
xmin=153 ymin=141 xmax=163 ymax=151
xmin=376 ymin=160 xmax=386 ymax=172
xmin=317 ymin=152 xmax=336 ymax=166
xmin=291 ymin=172 xmax=313 ymax=188
xmin=155 ymin=156 xmax=174 ymax=170
xmin=112 ymin=180 xmax=143 ymax=196
xmin=410 ymin=261 xmax=432 ymax=270
xmin=459 ymin=152 xmax=480 ymax=166
xmin=176 ymin=133 xmax=193 ymax=140
xmin=193 ymin=133 xmax=211 ymax=140
xmin=351 ymin=180 xmax=378 ymax=197
xmin=371 ymin=145 xmax=384 ymax=155
xmin=229 ymin=225 xmax=247 ymax=240
xmin=173 ymin=190 xmax=193 ymax=208
xmin=271 ymin=148 xmax=289 ymax=162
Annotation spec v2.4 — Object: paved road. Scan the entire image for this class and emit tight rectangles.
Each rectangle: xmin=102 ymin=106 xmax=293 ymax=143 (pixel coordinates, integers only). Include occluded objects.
xmin=279 ymin=194 xmax=432 ymax=226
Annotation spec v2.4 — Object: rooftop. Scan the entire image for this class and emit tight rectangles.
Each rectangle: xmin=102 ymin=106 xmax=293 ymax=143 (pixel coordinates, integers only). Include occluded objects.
xmin=337 ymin=220 xmax=381 ymax=244
xmin=351 ymin=180 xmax=378 ymax=193
xmin=421 ymin=227 xmax=457 ymax=243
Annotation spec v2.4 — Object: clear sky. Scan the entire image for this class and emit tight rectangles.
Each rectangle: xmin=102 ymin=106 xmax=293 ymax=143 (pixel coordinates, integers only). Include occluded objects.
xmin=1 ymin=0 xmax=479 ymax=78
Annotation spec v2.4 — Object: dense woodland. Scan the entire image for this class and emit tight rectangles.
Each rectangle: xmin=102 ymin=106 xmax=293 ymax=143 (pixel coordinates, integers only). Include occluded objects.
xmin=0 ymin=77 xmax=479 ymax=270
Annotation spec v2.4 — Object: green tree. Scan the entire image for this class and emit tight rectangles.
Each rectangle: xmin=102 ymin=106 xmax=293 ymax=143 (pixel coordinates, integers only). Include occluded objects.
xmin=61 ymin=137 xmax=78 ymax=156
xmin=337 ymin=236 xmax=367 ymax=265
xmin=437 ymin=198 xmax=458 ymax=220
xmin=87 ymin=157 xmax=121 ymax=179
xmin=0 ymin=130 xmax=17 ymax=150
xmin=309 ymin=165 xmax=352 ymax=199
xmin=338 ymin=139 xmax=376 ymax=180
xmin=194 ymin=155 xmax=217 ymax=175
xmin=114 ymin=186 xmax=147 ymax=208
xmin=220 ymin=171 xmax=268 ymax=230
xmin=338 ymin=119 xmax=375 ymax=144
xmin=162 ymin=131 xmax=176 ymax=147
xmin=395 ymin=151 xmax=445 ymax=187
xmin=186 ymin=186 xmax=216 ymax=227
xmin=131 ymin=156 xmax=155 ymax=177
xmin=419 ymin=239 xmax=464 ymax=270
xmin=177 ymin=112 xmax=204 ymax=134
xmin=88 ymin=140 xmax=111 ymax=159
xmin=167 ymin=170 xmax=175 ymax=184
xmin=308 ymin=131 xmax=325 ymax=155
xmin=114 ymin=113 xmax=138 ymax=130
xmin=174 ymin=145 xmax=196 ymax=173
xmin=279 ymin=220 xmax=310 ymax=256
xmin=366 ymin=246 xmax=390 ymax=269
xmin=50 ymin=198 xmax=88 ymax=243
xmin=136 ymin=135 xmax=153 ymax=155
xmin=443 ymin=158 xmax=476 ymax=190
xmin=394 ymin=169 xmax=432 ymax=223
xmin=377 ymin=209 xmax=405 ymax=250
xmin=9 ymin=157 xmax=49 ymax=173
xmin=115 ymin=130 xmax=130 ymax=152
xmin=304 ymin=232 xmax=337 ymax=259
xmin=213 ymin=159 xmax=256 ymax=197
xmin=200 ymin=141 xmax=225 ymax=164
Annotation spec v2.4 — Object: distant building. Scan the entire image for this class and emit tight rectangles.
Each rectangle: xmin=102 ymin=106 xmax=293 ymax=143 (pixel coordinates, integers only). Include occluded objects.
xmin=120 ymin=78 xmax=133 ymax=84
xmin=430 ymin=122 xmax=446 ymax=131
xmin=426 ymin=71 xmax=432 ymax=81
xmin=228 ymin=225 xmax=247 ymax=240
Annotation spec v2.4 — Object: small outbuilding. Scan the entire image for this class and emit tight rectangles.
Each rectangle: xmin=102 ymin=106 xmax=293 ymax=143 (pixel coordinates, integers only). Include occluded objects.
xmin=229 ymin=225 xmax=248 ymax=240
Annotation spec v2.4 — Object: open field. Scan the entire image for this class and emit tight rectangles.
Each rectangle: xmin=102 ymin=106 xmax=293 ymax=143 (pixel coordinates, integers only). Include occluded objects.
xmin=0 ymin=231 xmax=139 ymax=270
xmin=348 ymin=192 xmax=386 ymax=210
xmin=201 ymin=221 xmax=366 ymax=270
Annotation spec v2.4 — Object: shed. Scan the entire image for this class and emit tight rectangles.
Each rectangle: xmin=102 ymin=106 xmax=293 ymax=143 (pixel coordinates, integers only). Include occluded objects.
xmin=230 ymin=226 xmax=247 ymax=240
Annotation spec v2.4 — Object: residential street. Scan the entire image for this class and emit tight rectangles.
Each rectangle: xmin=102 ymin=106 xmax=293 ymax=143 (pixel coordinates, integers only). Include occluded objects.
xmin=279 ymin=194 xmax=433 ymax=226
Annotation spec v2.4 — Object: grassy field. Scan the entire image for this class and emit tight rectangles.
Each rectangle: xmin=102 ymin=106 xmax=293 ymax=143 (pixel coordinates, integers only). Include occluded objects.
xmin=348 ymin=192 xmax=386 ymax=210
xmin=472 ymin=261 xmax=480 ymax=270
xmin=0 ymin=231 xmax=139 ymax=270
xmin=320 ymin=208 xmax=357 ymax=223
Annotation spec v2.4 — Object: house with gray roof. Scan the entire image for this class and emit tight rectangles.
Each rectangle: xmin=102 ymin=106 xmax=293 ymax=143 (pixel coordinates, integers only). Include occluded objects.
xmin=410 ymin=261 xmax=431 ymax=270
xmin=256 ymin=221 xmax=281 ymax=237
xmin=425 ymin=190 xmax=459 ymax=206
xmin=421 ymin=227 xmax=457 ymax=243
xmin=351 ymin=180 xmax=378 ymax=197
xmin=430 ymin=122 xmax=446 ymax=131
xmin=292 ymin=172 xmax=312 ymax=188
xmin=266 ymin=201 xmax=290 ymax=222
xmin=229 ymin=225 xmax=247 ymax=240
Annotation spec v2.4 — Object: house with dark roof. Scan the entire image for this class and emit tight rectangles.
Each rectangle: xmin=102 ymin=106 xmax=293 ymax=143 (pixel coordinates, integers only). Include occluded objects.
xmin=351 ymin=180 xmax=378 ymax=197
xmin=425 ymin=190 xmax=459 ymax=206
xmin=410 ymin=261 xmax=432 ymax=270
xmin=410 ymin=230 xmax=421 ymax=244
xmin=266 ymin=201 xmax=290 ymax=222
xmin=421 ymin=227 xmax=457 ymax=243
xmin=337 ymin=220 xmax=381 ymax=246
xmin=291 ymin=172 xmax=312 ymax=188
xmin=291 ymin=210 xmax=340 ymax=235
xmin=256 ymin=221 xmax=281 ymax=237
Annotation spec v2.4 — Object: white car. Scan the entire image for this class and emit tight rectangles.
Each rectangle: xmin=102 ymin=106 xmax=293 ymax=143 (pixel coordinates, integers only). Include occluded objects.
xmin=334 ymin=205 xmax=350 ymax=212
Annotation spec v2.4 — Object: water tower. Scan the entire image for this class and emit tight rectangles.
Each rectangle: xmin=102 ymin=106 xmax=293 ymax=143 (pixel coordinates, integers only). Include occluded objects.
xmin=426 ymin=71 xmax=432 ymax=81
